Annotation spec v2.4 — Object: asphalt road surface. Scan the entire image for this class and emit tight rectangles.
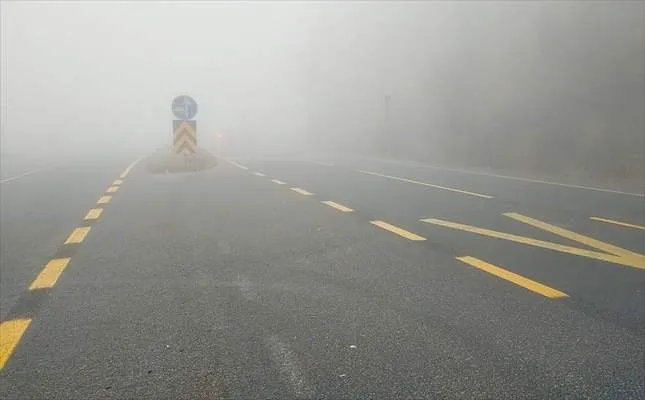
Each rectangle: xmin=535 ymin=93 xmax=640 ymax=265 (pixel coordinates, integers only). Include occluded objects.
xmin=1 ymin=151 xmax=644 ymax=399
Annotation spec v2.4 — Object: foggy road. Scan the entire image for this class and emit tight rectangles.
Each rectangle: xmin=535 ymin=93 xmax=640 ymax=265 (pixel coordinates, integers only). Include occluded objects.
xmin=2 ymin=0 xmax=643 ymax=398
xmin=1 ymin=153 xmax=643 ymax=399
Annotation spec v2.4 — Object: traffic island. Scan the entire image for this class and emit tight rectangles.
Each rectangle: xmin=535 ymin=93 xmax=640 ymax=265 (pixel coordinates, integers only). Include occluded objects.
xmin=144 ymin=148 xmax=218 ymax=174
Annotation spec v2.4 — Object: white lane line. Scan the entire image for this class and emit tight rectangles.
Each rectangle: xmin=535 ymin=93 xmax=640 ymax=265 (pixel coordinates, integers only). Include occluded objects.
xmin=374 ymin=159 xmax=644 ymax=197
xmin=0 ymin=164 xmax=61 ymax=184
xmin=290 ymin=187 xmax=314 ymax=196
xmin=357 ymin=169 xmax=493 ymax=199
xmin=265 ymin=335 xmax=315 ymax=399
xmin=466 ymin=172 xmax=645 ymax=197
xmin=222 ymin=158 xmax=249 ymax=170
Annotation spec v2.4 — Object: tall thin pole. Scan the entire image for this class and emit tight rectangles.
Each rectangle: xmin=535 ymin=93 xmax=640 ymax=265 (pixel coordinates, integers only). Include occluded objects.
xmin=384 ymin=95 xmax=391 ymax=146
xmin=384 ymin=95 xmax=391 ymax=123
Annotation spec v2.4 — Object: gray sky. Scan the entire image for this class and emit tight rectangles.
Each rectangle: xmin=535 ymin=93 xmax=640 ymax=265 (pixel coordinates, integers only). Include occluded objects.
xmin=1 ymin=1 xmax=314 ymax=154
xmin=2 ymin=0 xmax=642 ymax=178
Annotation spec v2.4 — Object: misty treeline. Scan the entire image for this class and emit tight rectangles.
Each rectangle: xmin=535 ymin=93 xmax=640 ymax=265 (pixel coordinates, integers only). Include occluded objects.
xmin=301 ymin=2 xmax=644 ymax=180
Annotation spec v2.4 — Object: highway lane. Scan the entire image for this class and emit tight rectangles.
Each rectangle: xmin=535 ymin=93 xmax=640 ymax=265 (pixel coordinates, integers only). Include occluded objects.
xmin=243 ymin=157 xmax=645 ymax=330
xmin=345 ymin=155 xmax=645 ymax=325
xmin=0 ymin=157 xmax=133 ymax=321
xmin=334 ymin=155 xmax=645 ymax=222
xmin=0 ymin=153 xmax=643 ymax=398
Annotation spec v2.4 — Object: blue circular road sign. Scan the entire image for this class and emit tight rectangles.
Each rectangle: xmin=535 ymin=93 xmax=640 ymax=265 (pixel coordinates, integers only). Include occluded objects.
xmin=171 ymin=95 xmax=198 ymax=120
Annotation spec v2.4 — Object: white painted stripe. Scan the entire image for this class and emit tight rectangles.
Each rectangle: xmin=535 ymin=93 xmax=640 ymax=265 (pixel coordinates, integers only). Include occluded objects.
xmin=223 ymin=159 xmax=249 ymax=170
xmin=290 ymin=187 xmax=314 ymax=196
xmin=0 ymin=165 xmax=61 ymax=184
xmin=265 ymin=335 xmax=315 ymax=399
xmin=373 ymin=158 xmax=644 ymax=197
xmin=357 ymin=169 xmax=492 ymax=199
xmin=459 ymin=171 xmax=645 ymax=197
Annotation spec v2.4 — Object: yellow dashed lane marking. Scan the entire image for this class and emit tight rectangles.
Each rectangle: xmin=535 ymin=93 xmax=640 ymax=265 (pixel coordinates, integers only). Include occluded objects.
xmin=97 ymin=196 xmax=112 ymax=204
xmin=457 ymin=256 xmax=568 ymax=299
xmin=370 ymin=220 xmax=426 ymax=241
xmin=271 ymin=179 xmax=286 ymax=185
xmin=421 ymin=218 xmax=645 ymax=269
xmin=290 ymin=187 xmax=314 ymax=196
xmin=64 ymin=227 xmax=91 ymax=244
xmin=321 ymin=200 xmax=353 ymax=212
xmin=253 ymin=172 xmax=266 ymax=177
xmin=84 ymin=208 xmax=103 ymax=220
xmin=590 ymin=217 xmax=645 ymax=231
xmin=0 ymin=157 xmax=143 ymax=372
xmin=119 ymin=169 xmax=132 ymax=179
xmin=505 ymin=212 xmax=644 ymax=260
xmin=0 ymin=319 xmax=32 ymax=370
xmin=357 ymin=169 xmax=493 ymax=199
xmin=29 ymin=258 xmax=71 ymax=290
xmin=119 ymin=157 xmax=143 ymax=179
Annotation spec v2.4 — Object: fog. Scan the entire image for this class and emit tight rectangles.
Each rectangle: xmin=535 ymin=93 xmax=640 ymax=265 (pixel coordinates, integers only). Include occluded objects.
xmin=2 ymin=1 xmax=643 ymax=180
xmin=1 ymin=2 xmax=313 ymax=156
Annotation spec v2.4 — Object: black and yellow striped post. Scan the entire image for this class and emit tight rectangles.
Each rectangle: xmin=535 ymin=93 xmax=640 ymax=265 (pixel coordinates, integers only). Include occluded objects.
xmin=172 ymin=120 xmax=197 ymax=155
